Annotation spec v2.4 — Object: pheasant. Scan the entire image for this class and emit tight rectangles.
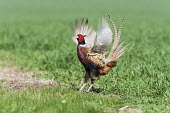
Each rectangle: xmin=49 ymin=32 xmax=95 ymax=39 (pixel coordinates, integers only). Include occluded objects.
xmin=72 ymin=15 xmax=129 ymax=92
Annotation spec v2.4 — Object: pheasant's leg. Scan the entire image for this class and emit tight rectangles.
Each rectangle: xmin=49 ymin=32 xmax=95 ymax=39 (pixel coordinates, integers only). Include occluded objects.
xmin=79 ymin=72 xmax=89 ymax=91
xmin=87 ymin=84 xmax=93 ymax=92
xmin=79 ymin=83 xmax=87 ymax=91
xmin=78 ymin=79 xmax=84 ymax=88
xmin=87 ymin=79 xmax=95 ymax=92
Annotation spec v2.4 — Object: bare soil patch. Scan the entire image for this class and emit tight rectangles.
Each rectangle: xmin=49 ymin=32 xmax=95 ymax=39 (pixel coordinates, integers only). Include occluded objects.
xmin=0 ymin=66 xmax=57 ymax=90
xmin=118 ymin=106 xmax=143 ymax=113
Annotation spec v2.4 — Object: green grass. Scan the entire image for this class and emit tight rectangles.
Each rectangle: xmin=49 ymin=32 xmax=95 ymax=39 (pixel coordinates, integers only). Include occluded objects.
xmin=0 ymin=0 xmax=170 ymax=112
xmin=1 ymin=87 xmax=126 ymax=113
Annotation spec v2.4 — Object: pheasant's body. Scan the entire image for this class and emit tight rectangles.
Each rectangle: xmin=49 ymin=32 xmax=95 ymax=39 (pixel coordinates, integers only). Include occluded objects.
xmin=72 ymin=15 xmax=130 ymax=92
xmin=77 ymin=45 xmax=101 ymax=80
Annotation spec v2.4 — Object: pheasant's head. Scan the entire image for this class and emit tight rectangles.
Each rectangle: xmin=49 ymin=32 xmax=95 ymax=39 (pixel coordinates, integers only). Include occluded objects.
xmin=77 ymin=34 xmax=86 ymax=45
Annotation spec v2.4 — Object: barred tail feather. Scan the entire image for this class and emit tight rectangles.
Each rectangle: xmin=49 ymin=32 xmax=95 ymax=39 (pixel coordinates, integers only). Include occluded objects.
xmin=116 ymin=43 xmax=130 ymax=58
xmin=113 ymin=42 xmax=124 ymax=55
xmin=108 ymin=16 xmax=125 ymax=53
xmin=107 ymin=16 xmax=129 ymax=60
xmin=99 ymin=16 xmax=131 ymax=74
xmin=108 ymin=15 xmax=118 ymax=52
xmin=117 ymin=16 xmax=125 ymax=40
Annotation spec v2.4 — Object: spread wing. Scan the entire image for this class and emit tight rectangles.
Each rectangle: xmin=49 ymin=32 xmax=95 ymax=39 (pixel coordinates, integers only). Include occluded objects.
xmin=72 ymin=19 xmax=96 ymax=49
xmin=91 ymin=18 xmax=113 ymax=53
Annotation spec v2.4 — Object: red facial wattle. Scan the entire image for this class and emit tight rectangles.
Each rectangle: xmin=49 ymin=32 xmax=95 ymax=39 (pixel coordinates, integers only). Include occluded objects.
xmin=77 ymin=34 xmax=84 ymax=43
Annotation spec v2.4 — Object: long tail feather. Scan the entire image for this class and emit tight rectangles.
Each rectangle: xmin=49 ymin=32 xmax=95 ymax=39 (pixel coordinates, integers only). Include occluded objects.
xmin=116 ymin=43 xmax=130 ymax=58
xmin=128 ymin=43 xmax=134 ymax=52
xmin=117 ymin=51 xmax=125 ymax=58
xmin=113 ymin=42 xmax=124 ymax=55
xmin=108 ymin=15 xmax=118 ymax=51
xmin=107 ymin=16 xmax=129 ymax=60
xmin=117 ymin=17 xmax=125 ymax=40
xmin=113 ymin=17 xmax=125 ymax=52
xmin=100 ymin=16 xmax=131 ymax=74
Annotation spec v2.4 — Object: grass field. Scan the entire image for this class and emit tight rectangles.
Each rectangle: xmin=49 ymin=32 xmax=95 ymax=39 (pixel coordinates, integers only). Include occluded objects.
xmin=0 ymin=0 xmax=170 ymax=112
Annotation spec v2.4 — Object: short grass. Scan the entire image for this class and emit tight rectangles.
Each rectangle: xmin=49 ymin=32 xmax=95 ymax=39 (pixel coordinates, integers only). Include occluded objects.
xmin=0 ymin=0 xmax=170 ymax=112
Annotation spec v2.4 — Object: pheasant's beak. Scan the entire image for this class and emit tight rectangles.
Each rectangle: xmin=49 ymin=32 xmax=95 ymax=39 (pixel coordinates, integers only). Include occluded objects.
xmin=83 ymin=35 xmax=86 ymax=37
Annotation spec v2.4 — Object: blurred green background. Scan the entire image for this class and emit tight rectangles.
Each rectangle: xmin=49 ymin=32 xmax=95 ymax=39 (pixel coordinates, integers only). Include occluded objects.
xmin=0 ymin=0 xmax=170 ymax=19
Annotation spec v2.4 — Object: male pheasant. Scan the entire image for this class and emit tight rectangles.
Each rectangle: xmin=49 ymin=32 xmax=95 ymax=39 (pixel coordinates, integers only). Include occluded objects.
xmin=72 ymin=15 xmax=129 ymax=92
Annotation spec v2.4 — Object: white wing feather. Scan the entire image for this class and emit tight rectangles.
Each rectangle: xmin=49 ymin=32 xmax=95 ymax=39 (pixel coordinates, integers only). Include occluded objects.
xmin=72 ymin=19 xmax=96 ymax=49
xmin=91 ymin=18 xmax=113 ymax=53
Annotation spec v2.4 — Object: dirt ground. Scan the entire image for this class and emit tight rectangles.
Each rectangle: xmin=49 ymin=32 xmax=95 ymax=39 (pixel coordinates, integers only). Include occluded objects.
xmin=0 ymin=65 xmax=57 ymax=90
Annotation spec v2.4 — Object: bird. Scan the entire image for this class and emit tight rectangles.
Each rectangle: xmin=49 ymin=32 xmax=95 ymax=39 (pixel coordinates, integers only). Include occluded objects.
xmin=72 ymin=15 xmax=130 ymax=92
